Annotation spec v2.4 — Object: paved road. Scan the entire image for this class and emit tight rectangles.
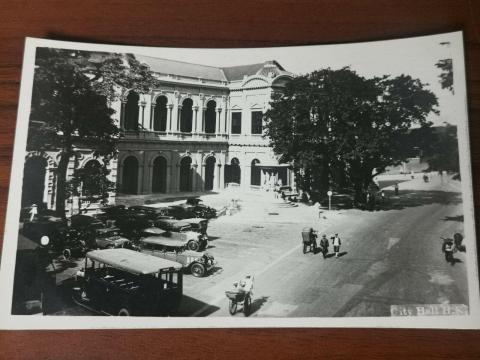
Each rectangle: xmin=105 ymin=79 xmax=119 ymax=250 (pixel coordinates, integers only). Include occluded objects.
xmin=178 ymin=174 xmax=468 ymax=317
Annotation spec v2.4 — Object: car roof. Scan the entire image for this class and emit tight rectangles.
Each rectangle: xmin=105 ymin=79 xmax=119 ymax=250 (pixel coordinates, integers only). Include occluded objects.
xmin=181 ymin=218 xmax=207 ymax=224
xmin=86 ymin=248 xmax=182 ymax=274
xmin=157 ymin=219 xmax=190 ymax=225
xmin=140 ymin=237 xmax=186 ymax=247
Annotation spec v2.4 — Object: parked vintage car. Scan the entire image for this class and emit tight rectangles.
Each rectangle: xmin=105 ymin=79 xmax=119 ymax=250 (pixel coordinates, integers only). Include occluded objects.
xmin=60 ymin=229 xmax=88 ymax=259
xmin=138 ymin=237 xmax=216 ymax=277
xmin=21 ymin=216 xmax=68 ymax=244
xmin=184 ymin=198 xmax=217 ymax=219
xmin=141 ymin=227 xmax=207 ymax=251
xmin=111 ymin=212 xmax=154 ymax=240
xmin=73 ymin=248 xmax=183 ymax=316
xmin=178 ymin=218 xmax=209 ymax=237
xmin=90 ymin=227 xmax=131 ymax=249
xmin=70 ymin=214 xmax=105 ymax=232
xmin=154 ymin=218 xmax=209 ymax=239
xmin=128 ymin=205 xmax=170 ymax=220
xmin=161 ymin=205 xmax=197 ymax=220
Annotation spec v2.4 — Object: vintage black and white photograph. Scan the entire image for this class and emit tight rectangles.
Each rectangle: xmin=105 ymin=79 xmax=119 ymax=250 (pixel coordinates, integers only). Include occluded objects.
xmin=0 ymin=32 xmax=478 ymax=328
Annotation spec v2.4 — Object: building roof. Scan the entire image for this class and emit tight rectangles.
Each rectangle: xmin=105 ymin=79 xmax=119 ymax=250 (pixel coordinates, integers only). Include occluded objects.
xmin=135 ymin=54 xmax=227 ymax=82
xmin=135 ymin=55 xmax=292 ymax=83
xmin=221 ymin=63 xmax=266 ymax=81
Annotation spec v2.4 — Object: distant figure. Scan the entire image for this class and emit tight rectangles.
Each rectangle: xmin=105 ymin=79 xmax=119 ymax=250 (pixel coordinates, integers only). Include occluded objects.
xmin=29 ymin=204 xmax=38 ymax=222
xmin=442 ymin=238 xmax=455 ymax=265
xmin=319 ymin=234 xmax=329 ymax=258
xmin=332 ymin=234 xmax=342 ymax=258
xmin=394 ymin=183 xmax=399 ymax=196
xmin=380 ymin=191 xmax=386 ymax=204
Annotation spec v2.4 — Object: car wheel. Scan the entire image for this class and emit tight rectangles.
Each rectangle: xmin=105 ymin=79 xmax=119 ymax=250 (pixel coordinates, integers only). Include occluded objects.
xmin=63 ymin=249 xmax=71 ymax=260
xmin=243 ymin=295 xmax=252 ymax=316
xmin=229 ymin=300 xmax=237 ymax=315
xmin=190 ymin=263 xmax=205 ymax=277
xmin=187 ymin=240 xmax=200 ymax=251
xmin=118 ymin=308 xmax=131 ymax=316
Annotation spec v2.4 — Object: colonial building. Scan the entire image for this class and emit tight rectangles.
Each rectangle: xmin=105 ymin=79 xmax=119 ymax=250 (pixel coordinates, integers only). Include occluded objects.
xmin=21 ymin=56 xmax=295 ymax=216
xmin=114 ymin=55 xmax=294 ymax=195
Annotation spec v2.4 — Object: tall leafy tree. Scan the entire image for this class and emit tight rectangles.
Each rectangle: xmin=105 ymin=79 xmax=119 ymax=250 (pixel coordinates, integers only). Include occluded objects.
xmin=28 ymin=48 xmax=158 ymax=217
xmin=265 ymin=68 xmax=438 ymax=204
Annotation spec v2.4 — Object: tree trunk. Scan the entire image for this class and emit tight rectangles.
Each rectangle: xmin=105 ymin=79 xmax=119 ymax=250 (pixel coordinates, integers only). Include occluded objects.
xmin=55 ymin=150 xmax=71 ymax=219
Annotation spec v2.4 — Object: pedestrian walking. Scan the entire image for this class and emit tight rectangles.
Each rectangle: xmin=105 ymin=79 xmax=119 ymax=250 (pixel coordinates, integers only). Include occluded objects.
xmin=380 ymin=191 xmax=386 ymax=204
xmin=394 ymin=183 xmax=399 ymax=196
xmin=332 ymin=233 xmax=341 ymax=258
xmin=319 ymin=234 xmax=329 ymax=258
xmin=29 ymin=203 xmax=38 ymax=222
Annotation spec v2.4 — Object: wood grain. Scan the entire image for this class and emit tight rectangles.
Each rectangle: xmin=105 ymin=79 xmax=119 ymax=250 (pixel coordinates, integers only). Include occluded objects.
xmin=0 ymin=0 xmax=479 ymax=358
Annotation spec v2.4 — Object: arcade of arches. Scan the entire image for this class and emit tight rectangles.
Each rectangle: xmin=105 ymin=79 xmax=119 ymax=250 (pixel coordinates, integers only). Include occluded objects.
xmin=117 ymin=152 xmax=293 ymax=195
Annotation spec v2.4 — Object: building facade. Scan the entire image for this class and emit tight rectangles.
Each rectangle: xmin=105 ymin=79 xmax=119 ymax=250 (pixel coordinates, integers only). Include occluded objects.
xmin=21 ymin=56 xmax=295 ymax=216
xmin=114 ymin=55 xmax=294 ymax=195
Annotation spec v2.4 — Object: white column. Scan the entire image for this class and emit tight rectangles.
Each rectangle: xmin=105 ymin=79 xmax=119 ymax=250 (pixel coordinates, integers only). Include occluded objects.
xmin=193 ymin=106 xmax=199 ymax=134
xmin=149 ymin=103 xmax=156 ymax=130
xmin=167 ymin=104 xmax=173 ymax=132
xmin=219 ymin=163 xmax=225 ymax=190
xmin=200 ymin=164 xmax=206 ymax=191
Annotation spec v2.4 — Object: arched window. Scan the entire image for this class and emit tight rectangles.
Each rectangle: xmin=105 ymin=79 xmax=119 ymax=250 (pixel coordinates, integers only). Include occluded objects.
xmin=125 ymin=91 xmax=139 ymax=130
xmin=205 ymin=100 xmax=216 ymax=134
xmin=154 ymin=96 xmax=168 ymax=131
xmin=179 ymin=157 xmax=192 ymax=191
xmin=152 ymin=156 xmax=167 ymax=193
xmin=204 ymin=156 xmax=216 ymax=191
xmin=180 ymin=98 xmax=193 ymax=133
xmin=122 ymin=156 xmax=139 ymax=194
xmin=251 ymin=159 xmax=261 ymax=186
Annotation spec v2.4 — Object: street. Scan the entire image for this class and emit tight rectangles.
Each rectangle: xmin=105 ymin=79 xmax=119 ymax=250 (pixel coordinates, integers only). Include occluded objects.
xmin=47 ymin=174 xmax=468 ymax=317
xmin=178 ymin=174 xmax=468 ymax=317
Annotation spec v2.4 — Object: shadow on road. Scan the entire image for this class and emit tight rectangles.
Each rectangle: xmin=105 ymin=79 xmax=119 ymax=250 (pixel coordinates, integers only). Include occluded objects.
xmin=247 ymin=296 xmax=269 ymax=316
xmin=177 ymin=295 xmax=221 ymax=317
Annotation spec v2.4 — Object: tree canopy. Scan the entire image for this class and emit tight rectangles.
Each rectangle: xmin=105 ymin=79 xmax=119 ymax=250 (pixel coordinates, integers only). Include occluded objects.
xmin=265 ymin=67 xmax=439 ymax=203
xmin=28 ymin=48 xmax=158 ymax=216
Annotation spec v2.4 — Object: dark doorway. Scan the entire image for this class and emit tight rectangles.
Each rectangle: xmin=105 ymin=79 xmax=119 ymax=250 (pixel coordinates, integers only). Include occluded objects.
xmin=125 ymin=91 xmax=139 ymax=130
xmin=251 ymin=159 xmax=261 ymax=186
xmin=179 ymin=157 xmax=192 ymax=191
xmin=122 ymin=156 xmax=138 ymax=194
xmin=225 ymin=158 xmax=241 ymax=185
xmin=154 ymin=96 xmax=168 ymax=131
xmin=22 ymin=157 xmax=47 ymax=208
xmin=204 ymin=157 xmax=216 ymax=191
xmin=205 ymin=100 xmax=216 ymax=134
xmin=152 ymin=156 xmax=167 ymax=193
xmin=180 ymin=98 xmax=193 ymax=133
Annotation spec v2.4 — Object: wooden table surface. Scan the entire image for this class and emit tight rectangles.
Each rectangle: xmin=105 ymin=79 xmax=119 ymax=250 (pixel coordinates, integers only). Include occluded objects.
xmin=0 ymin=1 xmax=479 ymax=359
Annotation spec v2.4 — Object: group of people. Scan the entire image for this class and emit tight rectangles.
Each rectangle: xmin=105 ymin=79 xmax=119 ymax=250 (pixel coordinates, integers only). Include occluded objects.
xmin=317 ymin=233 xmax=342 ymax=258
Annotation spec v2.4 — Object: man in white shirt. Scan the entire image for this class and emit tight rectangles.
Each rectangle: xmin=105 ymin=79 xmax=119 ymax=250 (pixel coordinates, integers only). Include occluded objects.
xmin=333 ymin=233 xmax=342 ymax=258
